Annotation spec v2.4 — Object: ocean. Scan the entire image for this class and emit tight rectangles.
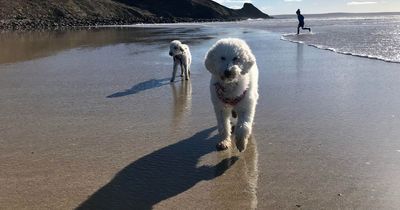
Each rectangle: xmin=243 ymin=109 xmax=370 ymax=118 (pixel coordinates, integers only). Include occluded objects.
xmin=233 ymin=13 xmax=400 ymax=63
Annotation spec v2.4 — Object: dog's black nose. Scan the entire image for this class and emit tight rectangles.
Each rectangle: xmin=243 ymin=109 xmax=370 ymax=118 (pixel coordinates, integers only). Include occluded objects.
xmin=224 ymin=70 xmax=235 ymax=78
xmin=169 ymin=52 xmax=173 ymax=56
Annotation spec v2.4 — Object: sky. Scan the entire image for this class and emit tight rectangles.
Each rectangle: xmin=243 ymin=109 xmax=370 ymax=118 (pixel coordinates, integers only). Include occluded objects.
xmin=213 ymin=0 xmax=400 ymax=15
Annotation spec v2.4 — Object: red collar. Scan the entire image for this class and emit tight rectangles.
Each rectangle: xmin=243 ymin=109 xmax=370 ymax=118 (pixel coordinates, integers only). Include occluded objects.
xmin=214 ymin=82 xmax=247 ymax=106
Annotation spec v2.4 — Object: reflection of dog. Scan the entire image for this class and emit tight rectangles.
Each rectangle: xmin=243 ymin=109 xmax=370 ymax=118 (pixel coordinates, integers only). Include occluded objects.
xmin=205 ymin=38 xmax=259 ymax=152
xmin=169 ymin=40 xmax=191 ymax=82
xmin=210 ymin=136 xmax=258 ymax=209
xmin=171 ymin=81 xmax=192 ymax=128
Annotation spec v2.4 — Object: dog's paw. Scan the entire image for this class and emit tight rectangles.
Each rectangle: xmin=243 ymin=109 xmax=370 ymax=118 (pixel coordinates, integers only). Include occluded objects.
xmin=216 ymin=139 xmax=231 ymax=151
xmin=235 ymin=137 xmax=248 ymax=152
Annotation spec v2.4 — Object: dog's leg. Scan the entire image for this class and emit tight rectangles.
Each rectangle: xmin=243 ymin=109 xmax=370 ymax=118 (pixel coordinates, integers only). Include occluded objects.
xmin=180 ymin=62 xmax=184 ymax=77
xmin=171 ymin=59 xmax=179 ymax=82
xmin=188 ymin=57 xmax=191 ymax=77
xmin=235 ymin=108 xmax=255 ymax=152
xmin=230 ymin=110 xmax=237 ymax=134
xmin=216 ymin=108 xmax=232 ymax=151
xmin=187 ymin=62 xmax=191 ymax=77
xmin=180 ymin=61 xmax=189 ymax=80
xmin=183 ymin=62 xmax=190 ymax=80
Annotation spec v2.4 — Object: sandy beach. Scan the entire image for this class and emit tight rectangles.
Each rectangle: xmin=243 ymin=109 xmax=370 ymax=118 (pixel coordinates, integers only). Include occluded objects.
xmin=1 ymin=24 xmax=400 ymax=209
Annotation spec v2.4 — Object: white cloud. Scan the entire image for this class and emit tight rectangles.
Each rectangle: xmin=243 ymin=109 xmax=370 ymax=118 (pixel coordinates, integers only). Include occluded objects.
xmin=347 ymin=1 xmax=377 ymax=5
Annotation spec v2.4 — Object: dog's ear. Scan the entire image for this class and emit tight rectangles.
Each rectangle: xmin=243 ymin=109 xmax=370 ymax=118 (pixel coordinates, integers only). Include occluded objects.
xmin=240 ymin=48 xmax=256 ymax=75
xmin=180 ymin=47 xmax=184 ymax=52
xmin=204 ymin=47 xmax=216 ymax=74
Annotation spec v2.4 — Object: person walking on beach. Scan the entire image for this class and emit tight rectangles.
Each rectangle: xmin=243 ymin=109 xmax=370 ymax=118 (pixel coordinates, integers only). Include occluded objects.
xmin=296 ymin=9 xmax=311 ymax=34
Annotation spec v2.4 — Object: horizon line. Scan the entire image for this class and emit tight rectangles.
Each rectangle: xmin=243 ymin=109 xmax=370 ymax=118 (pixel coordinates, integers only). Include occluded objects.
xmin=269 ymin=11 xmax=400 ymax=16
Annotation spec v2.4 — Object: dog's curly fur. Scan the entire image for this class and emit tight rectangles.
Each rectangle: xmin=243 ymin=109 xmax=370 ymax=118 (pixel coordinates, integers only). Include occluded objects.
xmin=169 ymin=40 xmax=191 ymax=82
xmin=205 ymin=38 xmax=259 ymax=152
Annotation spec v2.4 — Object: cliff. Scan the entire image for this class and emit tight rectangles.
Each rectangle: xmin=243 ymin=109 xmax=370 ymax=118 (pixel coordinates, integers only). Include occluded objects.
xmin=0 ymin=0 xmax=270 ymax=30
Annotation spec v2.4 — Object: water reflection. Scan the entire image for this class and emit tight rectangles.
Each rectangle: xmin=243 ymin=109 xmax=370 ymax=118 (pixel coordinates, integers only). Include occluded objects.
xmin=0 ymin=27 xmax=216 ymax=64
xmin=243 ymin=137 xmax=259 ymax=210
xmin=211 ymin=136 xmax=259 ymax=209
xmin=296 ymin=42 xmax=304 ymax=74
xmin=170 ymin=81 xmax=192 ymax=128
xmin=0 ymin=28 xmax=157 ymax=64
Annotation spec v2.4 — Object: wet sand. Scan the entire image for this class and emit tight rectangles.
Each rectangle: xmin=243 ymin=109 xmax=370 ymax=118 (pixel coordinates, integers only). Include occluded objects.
xmin=1 ymin=25 xmax=400 ymax=209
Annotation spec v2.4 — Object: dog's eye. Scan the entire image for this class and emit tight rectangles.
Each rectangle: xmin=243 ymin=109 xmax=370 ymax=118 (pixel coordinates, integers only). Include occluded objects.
xmin=221 ymin=56 xmax=226 ymax=61
xmin=233 ymin=57 xmax=238 ymax=61
xmin=174 ymin=47 xmax=178 ymax=50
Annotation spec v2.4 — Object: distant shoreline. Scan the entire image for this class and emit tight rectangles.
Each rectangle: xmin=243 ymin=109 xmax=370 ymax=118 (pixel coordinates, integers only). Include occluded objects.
xmin=272 ymin=11 xmax=400 ymax=19
xmin=0 ymin=17 xmax=270 ymax=32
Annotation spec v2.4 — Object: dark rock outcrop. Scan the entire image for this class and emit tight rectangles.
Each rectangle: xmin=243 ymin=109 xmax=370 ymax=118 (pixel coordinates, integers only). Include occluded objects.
xmin=235 ymin=3 xmax=270 ymax=19
xmin=0 ymin=0 xmax=270 ymax=31
xmin=113 ymin=0 xmax=269 ymax=19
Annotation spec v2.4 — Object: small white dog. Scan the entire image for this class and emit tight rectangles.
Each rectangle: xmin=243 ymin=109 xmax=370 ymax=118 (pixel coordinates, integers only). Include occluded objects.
xmin=205 ymin=38 xmax=259 ymax=152
xmin=169 ymin=40 xmax=191 ymax=82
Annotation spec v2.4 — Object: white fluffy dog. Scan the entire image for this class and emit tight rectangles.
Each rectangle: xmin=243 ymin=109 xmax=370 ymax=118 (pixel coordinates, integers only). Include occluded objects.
xmin=204 ymin=38 xmax=259 ymax=152
xmin=169 ymin=40 xmax=191 ymax=82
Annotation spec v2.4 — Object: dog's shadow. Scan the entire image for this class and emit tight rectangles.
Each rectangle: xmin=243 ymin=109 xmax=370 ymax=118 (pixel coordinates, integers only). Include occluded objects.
xmin=76 ymin=127 xmax=238 ymax=210
xmin=106 ymin=78 xmax=171 ymax=98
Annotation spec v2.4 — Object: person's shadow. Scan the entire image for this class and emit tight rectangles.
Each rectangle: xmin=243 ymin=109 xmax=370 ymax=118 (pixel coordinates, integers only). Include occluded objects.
xmin=76 ymin=127 xmax=238 ymax=210
xmin=106 ymin=78 xmax=171 ymax=98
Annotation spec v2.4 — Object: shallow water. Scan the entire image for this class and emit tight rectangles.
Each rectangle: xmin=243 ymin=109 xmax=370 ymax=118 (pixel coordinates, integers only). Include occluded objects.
xmin=277 ymin=13 xmax=400 ymax=63
xmin=204 ymin=13 xmax=400 ymax=63
xmin=0 ymin=27 xmax=217 ymax=64
xmin=1 ymin=23 xmax=400 ymax=209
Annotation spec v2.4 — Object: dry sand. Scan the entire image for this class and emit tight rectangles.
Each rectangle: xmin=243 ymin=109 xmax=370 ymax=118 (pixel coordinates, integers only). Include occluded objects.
xmin=1 ymin=25 xmax=400 ymax=209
